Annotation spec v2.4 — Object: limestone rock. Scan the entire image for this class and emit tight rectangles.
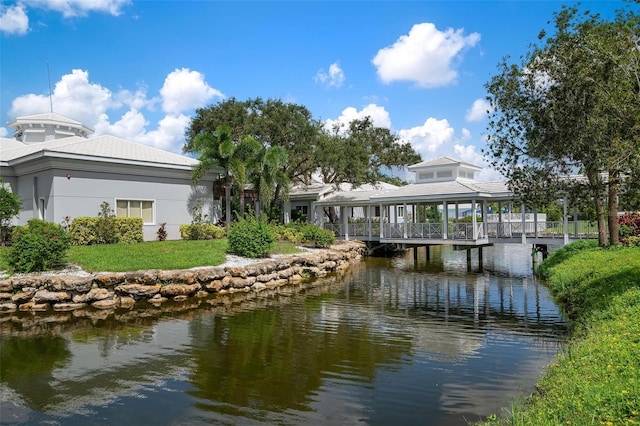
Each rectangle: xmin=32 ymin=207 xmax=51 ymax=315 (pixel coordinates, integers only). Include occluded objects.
xmin=11 ymin=291 xmax=34 ymax=304
xmin=18 ymin=301 xmax=49 ymax=312
xmin=225 ymin=267 xmax=247 ymax=278
xmin=92 ymin=298 xmax=117 ymax=310
xmin=0 ymin=292 xmax=12 ymax=300
xmin=0 ymin=302 xmax=17 ymax=312
xmin=205 ymin=280 xmax=223 ymax=292
xmin=93 ymin=272 xmax=126 ymax=287
xmin=160 ymin=283 xmax=201 ymax=297
xmin=256 ymin=272 xmax=278 ymax=283
xmin=173 ymin=295 xmax=188 ymax=302
xmin=115 ymin=283 xmax=161 ymax=298
xmin=0 ymin=280 xmax=13 ymax=292
xmin=73 ymin=288 xmax=111 ymax=303
xmin=33 ymin=290 xmax=70 ymax=303
xmin=53 ymin=302 xmax=87 ymax=311
xmin=123 ymin=270 xmax=159 ymax=285
xmin=118 ymin=296 xmax=136 ymax=309
xmin=46 ymin=275 xmax=93 ymax=292
xmin=195 ymin=267 xmax=227 ymax=283
xmin=158 ymin=270 xmax=197 ymax=285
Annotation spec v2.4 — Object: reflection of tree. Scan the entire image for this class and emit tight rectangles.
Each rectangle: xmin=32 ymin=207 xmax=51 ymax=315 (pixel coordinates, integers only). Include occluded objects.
xmin=0 ymin=336 xmax=71 ymax=410
xmin=187 ymin=296 xmax=413 ymax=416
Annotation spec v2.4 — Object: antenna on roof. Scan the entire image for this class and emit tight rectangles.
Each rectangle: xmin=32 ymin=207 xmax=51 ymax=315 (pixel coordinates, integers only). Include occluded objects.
xmin=46 ymin=61 xmax=53 ymax=113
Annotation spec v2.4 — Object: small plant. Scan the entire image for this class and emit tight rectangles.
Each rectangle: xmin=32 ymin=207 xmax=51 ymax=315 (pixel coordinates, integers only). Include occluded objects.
xmin=60 ymin=216 xmax=72 ymax=233
xmin=7 ymin=219 xmax=70 ymax=273
xmin=157 ymin=222 xmax=168 ymax=241
xmin=180 ymin=203 xmax=225 ymax=240
xmin=228 ymin=214 xmax=274 ymax=258
xmin=95 ymin=202 xmax=118 ymax=244
xmin=300 ymin=223 xmax=335 ymax=248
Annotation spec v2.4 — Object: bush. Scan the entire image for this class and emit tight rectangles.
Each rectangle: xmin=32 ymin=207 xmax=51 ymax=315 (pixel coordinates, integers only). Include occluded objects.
xmin=69 ymin=216 xmax=143 ymax=245
xmin=7 ymin=219 xmax=70 ymax=273
xmin=622 ymin=235 xmax=640 ymax=247
xmin=179 ymin=223 xmax=225 ymax=240
xmin=115 ymin=217 xmax=143 ymax=244
xmin=300 ymin=223 xmax=335 ymax=248
xmin=271 ymin=223 xmax=303 ymax=244
xmin=228 ymin=215 xmax=274 ymax=258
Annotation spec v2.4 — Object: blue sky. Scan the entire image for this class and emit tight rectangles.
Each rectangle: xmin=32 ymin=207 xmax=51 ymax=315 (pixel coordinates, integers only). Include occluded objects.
xmin=0 ymin=0 xmax=623 ymax=180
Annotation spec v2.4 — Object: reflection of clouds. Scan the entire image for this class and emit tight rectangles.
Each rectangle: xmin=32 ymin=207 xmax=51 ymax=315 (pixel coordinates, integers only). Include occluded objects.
xmin=412 ymin=324 xmax=485 ymax=362
xmin=39 ymin=320 xmax=193 ymax=417
xmin=438 ymin=349 xmax=557 ymax=417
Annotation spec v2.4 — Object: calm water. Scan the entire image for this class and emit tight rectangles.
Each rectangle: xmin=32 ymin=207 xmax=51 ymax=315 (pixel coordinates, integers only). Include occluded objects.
xmin=0 ymin=245 xmax=566 ymax=425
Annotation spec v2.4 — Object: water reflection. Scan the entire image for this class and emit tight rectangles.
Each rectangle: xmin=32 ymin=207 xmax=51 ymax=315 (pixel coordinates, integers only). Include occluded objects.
xmin=0 ymin=245 xmax=566 ymax=425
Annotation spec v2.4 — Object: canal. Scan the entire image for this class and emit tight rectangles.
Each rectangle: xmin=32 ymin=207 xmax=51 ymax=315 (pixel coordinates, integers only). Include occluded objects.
xmin=0 ymin=244 xmax=567 ymax=425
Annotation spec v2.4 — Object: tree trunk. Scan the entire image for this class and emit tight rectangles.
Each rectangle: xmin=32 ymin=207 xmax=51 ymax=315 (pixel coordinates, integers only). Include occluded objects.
xmin=595 ymin=195 xmax=608 ymax=247
xmin=608 ymin=172 xmax=620 ymax=245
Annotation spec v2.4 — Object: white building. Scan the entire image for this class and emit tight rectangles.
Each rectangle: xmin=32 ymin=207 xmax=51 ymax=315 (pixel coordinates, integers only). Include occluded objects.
xmin=0 ymin=113 xmax=222 ymax=241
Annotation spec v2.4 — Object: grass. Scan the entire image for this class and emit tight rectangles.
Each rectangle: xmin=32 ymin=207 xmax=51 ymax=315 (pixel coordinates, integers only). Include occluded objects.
xmin=479 ymin=243 xmax=640 ymax=425
xmin=0 ymin=239 xmax=306 ymax=274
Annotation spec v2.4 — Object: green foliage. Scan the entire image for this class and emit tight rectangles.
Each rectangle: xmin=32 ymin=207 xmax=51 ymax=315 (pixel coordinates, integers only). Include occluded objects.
xmin=300 ymin=223 xmax=335 ymax=248
xmin=180 ymin=202 xmax=225 ymax=240
xmin=95 ymin=202 xmax=117 ymax=244
xmin=115 ymin=217 xmax=143 ymax=244
xmin=228 ymin=215 xmax=274 ymax=258
xmin=179 ymin=223 xmax=225 ymax=240
xmin=271 ymin=223 xmax=303 ymax=244
xmin=622 ymin=235 xmax=640 ymax=247
xmin=7 ymin=219 xmax=70 ymax=273
xmin=536 ymin=239 xmax=600 ymax=279
xmin=484 ymin=4 xmax=640 ymax=246
xmin=68 ymin=216 xmax=143 ymax=245
xmin=0 ymin=180 xmax=21 ymax=246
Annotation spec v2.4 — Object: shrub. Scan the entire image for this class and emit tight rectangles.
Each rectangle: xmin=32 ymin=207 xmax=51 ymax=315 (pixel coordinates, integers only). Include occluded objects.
xmin=622 ymin=235 xmax=640 ymax=247
xmin=115 ymin=217 xmax=143 ymax=244
xmin=300 ymin=223 xmax=335 ymax=248
xmin=95 ymin=202 xmax=118 ymax=244
xmin=0 ymin=179 xmax=21 ymax=246
xmin=271 ymin=223 xmax=303 ymax=244
xmin=228 ymin=215 xmax=274 ymax=258
xmin=179 ymin=223 xmax=225 ymax=240
xmin=157 ymin=223 xmax=167 ymax=241
xmin=618 ymin=212 xmax=640 ymax=237
xmin=69 ymin=216 xmax=143 ymax=245
xmin=7 ymin=219 xmax=70 ymax=273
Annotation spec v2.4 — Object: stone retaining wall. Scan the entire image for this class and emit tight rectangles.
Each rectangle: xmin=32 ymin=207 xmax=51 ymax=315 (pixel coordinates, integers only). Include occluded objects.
xmin=0 ymin=241 xmax=366 ymax=314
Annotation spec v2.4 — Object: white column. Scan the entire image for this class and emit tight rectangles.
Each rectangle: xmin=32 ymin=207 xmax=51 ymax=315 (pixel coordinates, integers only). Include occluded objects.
xmin=341 ymin=206 xmax=349 ymax=241
xmin=482 ymin=200 xmax=488 ymax=239
xmin=380 ymin=204 xmax=385 ymax=239
xmin=521 ymin=202 xmax=527 ymax=244
xmin=563 ymin=196 xmax=569 ymax=245
xmin=471 ymin=199 xmax=477 ymax=239
xmin=283 ymin=199 xmax=291 ymax=224
xmin=443 ymin=200 xmax=448 ymax=239
xmin=403 ymin=202 xmax=408 ymax=238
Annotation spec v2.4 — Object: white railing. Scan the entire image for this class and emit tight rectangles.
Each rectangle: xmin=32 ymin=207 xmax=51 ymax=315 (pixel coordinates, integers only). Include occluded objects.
xmin=324 ymin=221 xmax=599 ymax=241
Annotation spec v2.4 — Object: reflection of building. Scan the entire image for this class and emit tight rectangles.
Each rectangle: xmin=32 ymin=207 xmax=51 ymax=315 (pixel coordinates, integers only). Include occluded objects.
xmin=1 ymin=113 xmax=221 ymax=240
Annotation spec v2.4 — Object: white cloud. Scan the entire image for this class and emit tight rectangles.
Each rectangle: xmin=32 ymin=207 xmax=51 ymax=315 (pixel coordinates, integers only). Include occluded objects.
xmin=160 ymin=68 xmax=224 ymax=115
xmin=324 ymin=103 xmax=391 ymax=132
xmin=0 ymin=4 xmax=29 ymax=35
xmin=24 ymin=0 xmax=130 ymax=17
xmin=398 ymin=117 xmax=457 ymax=155
xmin=465 ymin=98 xmax=492 ymax=122
xmin=7 ymin=68 xmax=223 ymax=152
xmin=314 ymin=61 xmax=346 ymax=88
xmin=372 ymin=22 xmax=480 ymax=88
xmin=0 ymin=127 xmax=8 ymax=137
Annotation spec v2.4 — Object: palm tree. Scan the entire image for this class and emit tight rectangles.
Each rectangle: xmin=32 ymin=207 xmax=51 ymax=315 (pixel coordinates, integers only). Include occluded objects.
xmin=189 ymin=125 xmax=261 ymax=227
xmin=250 ymin=145 xmax=289 ymax=217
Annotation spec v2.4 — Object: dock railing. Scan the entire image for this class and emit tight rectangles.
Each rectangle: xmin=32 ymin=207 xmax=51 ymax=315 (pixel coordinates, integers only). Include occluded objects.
xmin=324 ymin=220 xmax=599 ymax=241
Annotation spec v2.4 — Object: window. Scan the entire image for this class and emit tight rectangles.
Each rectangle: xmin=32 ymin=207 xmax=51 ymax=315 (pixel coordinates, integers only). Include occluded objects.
xmin=419 ymin=172 xmax=434 ymax=180
xmin=437 ymin=170 xmax=453 ymax=178
xmin=116 ymin=199 xmax=154 ymax=224
xmin=397 ymin=206 xmax=404 ymax=217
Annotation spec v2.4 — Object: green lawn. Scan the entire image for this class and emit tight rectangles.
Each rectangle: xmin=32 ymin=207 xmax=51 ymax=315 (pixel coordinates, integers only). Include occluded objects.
xmin=0 ymin=239 xmax=304 ymax=274
xmin=480 ymin=243 xmax=640 ymax=425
